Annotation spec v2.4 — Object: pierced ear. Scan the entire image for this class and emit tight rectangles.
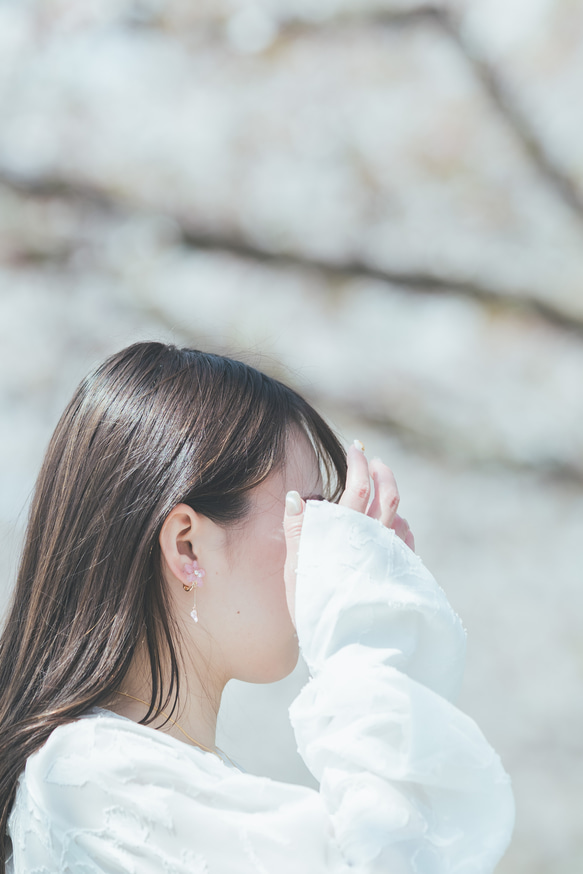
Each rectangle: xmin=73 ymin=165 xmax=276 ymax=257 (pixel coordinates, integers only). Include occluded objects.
xmin=159 ymin=503 xmax=201 ymax=582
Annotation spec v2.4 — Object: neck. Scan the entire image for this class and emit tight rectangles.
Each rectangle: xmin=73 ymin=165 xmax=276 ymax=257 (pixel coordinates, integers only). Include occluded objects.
xmin=109 ymin=640 xmax=224 ymax=754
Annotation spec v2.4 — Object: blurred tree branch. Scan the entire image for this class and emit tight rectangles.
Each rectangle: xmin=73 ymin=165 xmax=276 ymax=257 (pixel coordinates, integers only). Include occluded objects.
xmin=437 ymin=9 xmax=583 ymax=224
xmin=1 ymin=165 xmax=582 ymax=337
xmin=309 ymin=393 xmax=583 ymax=485
xmin=276 ymin=7 xmax=583 ymax=225
xmin=121 ymin=1 xmax=583 ymax=226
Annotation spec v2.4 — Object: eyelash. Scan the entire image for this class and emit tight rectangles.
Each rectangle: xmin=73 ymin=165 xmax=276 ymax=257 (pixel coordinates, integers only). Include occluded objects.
xmin=302 ymin=494 xmax=325 ymax=502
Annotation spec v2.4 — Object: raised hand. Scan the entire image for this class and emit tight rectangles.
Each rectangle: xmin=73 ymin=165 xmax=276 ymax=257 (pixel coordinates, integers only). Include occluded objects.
xmin=340 ymin=441 xmax=415 ymax=549
xmin=283 ymin=441 xmax=415 ymax=626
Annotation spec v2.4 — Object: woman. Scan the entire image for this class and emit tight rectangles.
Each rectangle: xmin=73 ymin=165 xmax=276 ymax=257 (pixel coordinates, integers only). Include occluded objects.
xmin=0 ymin=342 xmax=514 ymax=872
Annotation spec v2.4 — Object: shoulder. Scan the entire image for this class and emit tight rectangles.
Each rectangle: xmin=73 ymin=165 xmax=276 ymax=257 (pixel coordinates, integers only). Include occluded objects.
xmin=13 ymin=711 xmax=329 ymax=863
xmin=9 ymin=713 xmax=340 ymax=874
xmin=24 ymin=709 xmax=230 ymax=802
xmin=10 ymin=714 xmax=249 ymax=873
xmin=21 ymin=710 xmax=316 ymax=813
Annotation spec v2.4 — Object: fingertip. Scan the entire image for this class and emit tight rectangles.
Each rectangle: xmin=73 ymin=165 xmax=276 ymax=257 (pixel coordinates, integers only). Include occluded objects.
xmin=347 ymin=444 xmax=362 ymax=463
xmin=285 ymin=490 xmax=303 ymax=517
xmin=348 ymin=438 xmax=369 ymax=461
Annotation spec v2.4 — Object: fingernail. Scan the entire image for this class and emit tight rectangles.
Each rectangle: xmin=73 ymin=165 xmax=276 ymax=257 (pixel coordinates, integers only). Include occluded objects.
xmin=285 ymin=490 xmax=303 ymax=516
xmin=353 ymin=439 xmax=365 ymax=452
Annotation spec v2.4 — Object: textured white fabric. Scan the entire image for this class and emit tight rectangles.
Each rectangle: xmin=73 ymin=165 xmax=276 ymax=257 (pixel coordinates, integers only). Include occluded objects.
xmin=6 ymin=501 xmax=515 ymax=873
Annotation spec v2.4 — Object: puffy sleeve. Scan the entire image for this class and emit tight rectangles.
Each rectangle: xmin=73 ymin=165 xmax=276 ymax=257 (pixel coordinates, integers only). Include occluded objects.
xmin=289 ymin=500 xmax=515 ymax=872
xmin=8 ymin=501 xmax=514 ymax=874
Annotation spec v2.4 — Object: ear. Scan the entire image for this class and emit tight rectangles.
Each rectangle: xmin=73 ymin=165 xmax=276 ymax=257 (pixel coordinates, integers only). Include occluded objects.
xmin=159 ymin=503 xmax=202 ymax=582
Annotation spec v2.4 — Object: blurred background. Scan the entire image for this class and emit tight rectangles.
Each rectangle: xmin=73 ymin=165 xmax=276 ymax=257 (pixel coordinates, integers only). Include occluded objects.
xmin=1 ymin=0 xmax=582 ymax=871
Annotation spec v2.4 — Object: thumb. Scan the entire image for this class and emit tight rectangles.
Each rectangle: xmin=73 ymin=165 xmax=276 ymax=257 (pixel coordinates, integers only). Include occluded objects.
xmin=283 ymin=490 xmax=305 ymax=629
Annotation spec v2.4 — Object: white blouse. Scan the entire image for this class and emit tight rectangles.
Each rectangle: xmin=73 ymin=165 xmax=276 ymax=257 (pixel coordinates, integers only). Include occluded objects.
xmin=6 ymin=501 xmax=515 ymax=873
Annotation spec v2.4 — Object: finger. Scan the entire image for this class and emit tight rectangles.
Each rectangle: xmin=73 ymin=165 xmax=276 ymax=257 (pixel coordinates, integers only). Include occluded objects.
xmin=367 ymin=458 xmax=400 ymax=527
xmin=283 ymin=490 xmax=305 ymax=628
xmin=391 ymin=514 xmax=416 ymax=552
xmin=339 ymin=441 xmax=371 ymax=513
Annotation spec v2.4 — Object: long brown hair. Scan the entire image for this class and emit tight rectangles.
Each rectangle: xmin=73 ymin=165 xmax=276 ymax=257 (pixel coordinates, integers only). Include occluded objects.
xmin=0 ymin=342 xmax=346 ymax=867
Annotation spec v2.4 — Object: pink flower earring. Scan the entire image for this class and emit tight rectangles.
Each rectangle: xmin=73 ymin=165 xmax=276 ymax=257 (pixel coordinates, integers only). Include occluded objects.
xmin=183 ymin=560 xmax=206 ymax=623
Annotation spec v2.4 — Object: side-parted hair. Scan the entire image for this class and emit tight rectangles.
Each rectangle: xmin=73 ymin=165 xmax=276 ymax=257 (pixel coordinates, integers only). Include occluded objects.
xmin=0 ymin=342 xmax=346 ymax=867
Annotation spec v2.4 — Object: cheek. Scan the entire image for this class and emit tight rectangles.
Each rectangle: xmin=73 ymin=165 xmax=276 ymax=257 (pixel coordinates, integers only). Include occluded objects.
xmin=242 ymin=518 xmax=289 ymax=618
xmin=254 ymin=524 xmax=287 ymax=591
xmin=252 ymin=525 xmax=297 ymax=669
xmin=224 ymin=511 xmax=297 ymax=682
xmin=246 ymin=503 xmax=286 ymax=566
xmin=265 ymin=523 xmax=286 ymax=565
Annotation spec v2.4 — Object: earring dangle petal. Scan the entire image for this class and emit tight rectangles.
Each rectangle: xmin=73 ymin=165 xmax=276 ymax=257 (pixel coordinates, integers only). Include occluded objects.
xmin=183 ymin=561 xmax=206 ymax=623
